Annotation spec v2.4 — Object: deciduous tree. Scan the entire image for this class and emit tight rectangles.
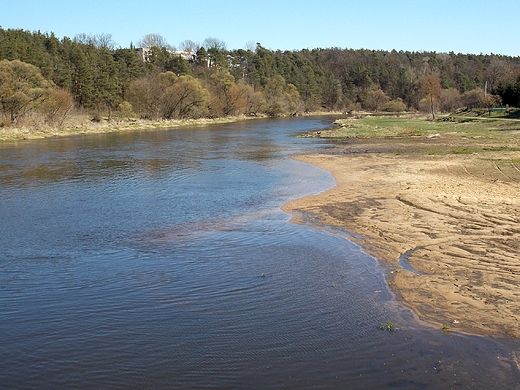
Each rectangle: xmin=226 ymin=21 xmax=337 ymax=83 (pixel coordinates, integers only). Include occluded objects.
xmin=236 ymin=81 xmax=265 ymax=115
xmin=207 ymin=71 xmax=244 ymax=117
xmin=161 ymin=75 xmax=209 ymax=119
xmin=179 ymin=40 xmax=200 ymax=54
xmin=138 ymin=33 xmax=172 ymax=50
xmin=126 ymin=74 xmax=163 ymax=119
xmin=0 ymin=59 xmax=53 ymax=123
xmin=41 ymin=88 xmax=74 ymax=126
xmin=439 ymin=88 xmax=462 ymax=112
xmin=203 ymin=37 xmax=227 ymax=51
xmin=118 ymin=100 xmax=135 ymax=120
xmin=422 ymin=74 xmax=441 ymax=119
xmin=263 ymin=75 xmax=302 ymax=116
xmin=75 ymin=33 xmax=117 ymax=50
xmin=462 ymin=88 xmax=502 ymax=111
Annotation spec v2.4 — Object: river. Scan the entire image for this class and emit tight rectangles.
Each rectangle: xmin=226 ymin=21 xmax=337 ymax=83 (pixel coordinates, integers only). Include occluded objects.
xmin=1 ymin=117 xmax=519 ymax=389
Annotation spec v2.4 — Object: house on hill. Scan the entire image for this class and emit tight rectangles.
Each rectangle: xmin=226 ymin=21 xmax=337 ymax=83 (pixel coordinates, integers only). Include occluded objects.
xmin=136 ymin=47 xmax=197 ymax=63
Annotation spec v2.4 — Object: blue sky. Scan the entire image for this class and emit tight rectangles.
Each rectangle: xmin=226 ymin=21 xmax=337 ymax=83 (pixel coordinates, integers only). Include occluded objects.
xmin=2 ymin=0 xmax=519 ymax=55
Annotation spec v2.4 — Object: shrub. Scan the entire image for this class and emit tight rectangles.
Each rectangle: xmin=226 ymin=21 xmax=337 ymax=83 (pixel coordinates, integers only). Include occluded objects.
xmin=118 ymin=101 xmax=135 ymax=120
xmin=382 ymin=98 xmax=407 ymax=112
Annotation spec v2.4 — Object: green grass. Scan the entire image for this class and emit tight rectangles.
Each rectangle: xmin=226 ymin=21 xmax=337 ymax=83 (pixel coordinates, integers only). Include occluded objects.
xmin=424 ymin=145 xmax=520 ymax=156
xmin=332 ymin=117 xmax=443 ymax=138
xmin=380 ymin=320 xmax=395 ymax=332
xmin=311 ymin=111 xmax=520 ymax=158
xmin=328 ymin=112 xmax=520 ymax=140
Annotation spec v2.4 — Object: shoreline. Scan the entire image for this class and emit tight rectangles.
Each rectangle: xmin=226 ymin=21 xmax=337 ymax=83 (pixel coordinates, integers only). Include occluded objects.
xmin=7 ymin=112 xmax=520 ymax=340
xmin=283 ymin=149 xmax=520 ymax=339
xmin=0 ymin=112 xmax=346 ymax=142
xmin=0 ymin=116 xmax=255 ymax=142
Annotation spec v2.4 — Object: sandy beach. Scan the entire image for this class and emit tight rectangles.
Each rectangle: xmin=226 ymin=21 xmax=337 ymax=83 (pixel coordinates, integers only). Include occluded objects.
xmin=284 ymin=144 xmax=520 ymax=338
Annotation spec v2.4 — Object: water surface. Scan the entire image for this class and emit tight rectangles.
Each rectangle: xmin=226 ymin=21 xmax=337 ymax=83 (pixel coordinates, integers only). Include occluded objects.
xmin=1 ymin=118 xmax=519 ymax=389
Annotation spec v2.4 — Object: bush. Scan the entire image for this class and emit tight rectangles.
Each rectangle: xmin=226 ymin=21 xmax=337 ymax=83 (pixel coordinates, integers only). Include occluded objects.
xmin=42 ymin=88 xmax=74 ymax=127
xmin=362 ymin=89 xmax=390 ymax=112
xmin=466 ymin=89 xmax=502 ymax=109
xmin=382 ymin=98 xmax=407 ymax=112
xmin=118 ymin=101 xmax=135 ymax=119
xmin=440 ymin=88 xmax=462 ymax=112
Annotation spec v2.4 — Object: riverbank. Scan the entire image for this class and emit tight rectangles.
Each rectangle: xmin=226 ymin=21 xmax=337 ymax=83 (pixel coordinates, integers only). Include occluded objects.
xmin=284 ymin=115 xmax=520 ymax=339
xmin=0 ymin=116 xmax=257 ymax=141
xmin=0 ymin=111 xmax=346 ymax=141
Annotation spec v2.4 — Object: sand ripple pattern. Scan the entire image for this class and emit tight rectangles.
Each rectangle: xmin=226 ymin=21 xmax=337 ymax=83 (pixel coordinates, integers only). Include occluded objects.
xmin=285 ymin=152 xmax=520 ymax=338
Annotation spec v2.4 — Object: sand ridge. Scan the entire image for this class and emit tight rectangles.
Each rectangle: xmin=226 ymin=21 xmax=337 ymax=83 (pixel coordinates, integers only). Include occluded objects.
xmin=283 ymin=150 xmax=520 ymax=338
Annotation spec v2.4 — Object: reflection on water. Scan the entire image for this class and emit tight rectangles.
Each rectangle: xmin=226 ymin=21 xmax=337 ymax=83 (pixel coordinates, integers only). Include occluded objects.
xmin=1 ymin=118 xmax=519 ymax=389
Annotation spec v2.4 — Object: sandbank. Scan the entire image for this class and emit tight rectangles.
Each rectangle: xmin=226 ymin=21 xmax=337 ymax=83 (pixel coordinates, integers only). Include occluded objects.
xmin=284 ymin=147 xmax=520 ymax=338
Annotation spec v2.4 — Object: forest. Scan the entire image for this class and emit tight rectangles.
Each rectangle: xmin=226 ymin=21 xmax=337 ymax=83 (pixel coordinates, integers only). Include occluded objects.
xmin=1 ymin=28 xmax=520 ymax=127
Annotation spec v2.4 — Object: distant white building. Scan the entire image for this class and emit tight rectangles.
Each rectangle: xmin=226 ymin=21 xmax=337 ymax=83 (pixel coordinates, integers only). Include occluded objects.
xmin=173 ymin=50 xmax=197 ymax=62
xmin=136 ymin=47 xmax=197 ymax=63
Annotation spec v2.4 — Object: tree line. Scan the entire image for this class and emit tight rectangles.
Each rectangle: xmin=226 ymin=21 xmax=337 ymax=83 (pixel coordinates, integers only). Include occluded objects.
xmin=1 ymin=28 xmax=519 ymax=126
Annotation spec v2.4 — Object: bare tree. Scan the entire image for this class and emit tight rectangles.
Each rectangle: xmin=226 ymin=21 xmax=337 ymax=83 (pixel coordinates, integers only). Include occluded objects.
xmin=179 ymin=40 xmax=200 ymax=54
xmin=203 ymin=37 xmax=227 ymax=51
xmin=138 ymin=33 xmax=173 ymax=50
xmin=485 ymin=58 xmax=513 ymax=91
xmin=74 ymin=33 xmax=96 ymax=45
xmin=74 ymin=33 xmax=117 ymax=49
xmin=440 ymin=88 xmax=462 ymax=112
xmin=42 ymin=88 xmax=74 ymax=127
xmin=422 ymin=74 xmax=442 ymax=119
xmin=245 ymin=40 xmax=256 ymax=51
xmin=96 ymin=33 xmax=117 ymax=50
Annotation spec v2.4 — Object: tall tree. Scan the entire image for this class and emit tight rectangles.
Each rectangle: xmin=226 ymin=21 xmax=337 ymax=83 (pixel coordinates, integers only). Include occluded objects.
xmin=92 ymin=48 xmax=122 ymax=119
xmin=195 ymin=47 xmax=208 ymax=67
xmin=422 ymin=74 xmax=442 ymax=119
xmin=68 ymin=43 xmax=95 ymax=107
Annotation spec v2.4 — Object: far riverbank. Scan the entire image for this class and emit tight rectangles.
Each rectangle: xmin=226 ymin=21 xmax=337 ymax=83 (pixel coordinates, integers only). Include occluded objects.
xmin=0 ymin=116 xmax=256 ymax=141
xmin=0 ymin=111 xmax=347 ymax=142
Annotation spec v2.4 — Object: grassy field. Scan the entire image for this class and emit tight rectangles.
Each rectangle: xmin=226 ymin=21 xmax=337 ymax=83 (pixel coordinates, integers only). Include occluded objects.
xmin=305 ymin=109 xmax=520 ymax=156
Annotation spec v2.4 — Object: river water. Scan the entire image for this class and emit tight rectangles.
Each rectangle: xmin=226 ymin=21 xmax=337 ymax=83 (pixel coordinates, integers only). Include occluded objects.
xmin=1 ymin=117 xmax=519 ymax=389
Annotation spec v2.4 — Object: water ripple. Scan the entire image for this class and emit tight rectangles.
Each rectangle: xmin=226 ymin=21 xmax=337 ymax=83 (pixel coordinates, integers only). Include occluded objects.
xmin=1 ymin=118 xmax=519 ymax=389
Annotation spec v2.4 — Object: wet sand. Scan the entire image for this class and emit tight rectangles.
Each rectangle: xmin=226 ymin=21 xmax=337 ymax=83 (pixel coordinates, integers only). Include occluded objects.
xmin=284 ymin=147 xmax=520 ymax=339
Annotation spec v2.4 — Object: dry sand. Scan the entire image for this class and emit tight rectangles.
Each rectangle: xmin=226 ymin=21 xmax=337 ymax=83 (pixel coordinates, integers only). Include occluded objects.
xmin=284 ymin=146 xmax=520 ymax=338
